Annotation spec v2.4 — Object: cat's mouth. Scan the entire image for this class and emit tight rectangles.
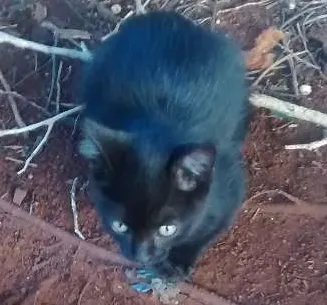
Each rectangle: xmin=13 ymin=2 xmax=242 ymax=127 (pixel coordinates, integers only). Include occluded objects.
xmin=121 ymin=248 xmax=168 ymax=266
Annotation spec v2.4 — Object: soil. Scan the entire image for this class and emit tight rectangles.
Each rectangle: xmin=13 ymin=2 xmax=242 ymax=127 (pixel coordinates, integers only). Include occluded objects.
xmin=1 ymin=0 xmax=327 ymax=305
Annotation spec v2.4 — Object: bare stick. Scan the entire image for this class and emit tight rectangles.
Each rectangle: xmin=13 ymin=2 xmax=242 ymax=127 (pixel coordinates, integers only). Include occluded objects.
xmin=282 ymin=38 xmax=300 ymax=96
xmin=0 ymin=31 xmax=92 ymax=62
xmin=216 ymin=0 xmax=274 ymax=15
xmin=0 ymin=89 xmax=50 ymax=114
xmin=249 ymin=93 xmax=327 ymax=128
xmin=0 ymin=69 xmax=25 ymax=128
xmin=285 ymin=138 xmax=327 ymax=151
xmin=17 ymin=124 xmax=53 ymax=175
xmin=70 ymin=177 xmax=85 ymax=240
xmin=281 ymin=2 xmax=326 ymax=29
xmin=55 ymin=61 xmax=64 ymax=113
xmin=47 ymin=34 xmax=59 ymax=108
xmin=5 ymin=156 xmax=37 ymax=168
xmin=258 ymin=203 xmax=327 ymax=219
xmin=3 ymin=92 xmax=326 ymax=142
xmin=244 ymin=189 xmax=327 ymax=219
xmin=244 ymin=189 xmax=308 ymax=207
xmin=0 ymin=105 xmax=84 ymax=137
xmin=252 ymin=51 xmax=307 ymax=87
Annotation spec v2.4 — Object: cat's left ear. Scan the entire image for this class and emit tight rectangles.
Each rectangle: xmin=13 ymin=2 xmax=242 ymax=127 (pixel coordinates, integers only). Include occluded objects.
xmin=171 ymin=144 xmax=216 ymax=192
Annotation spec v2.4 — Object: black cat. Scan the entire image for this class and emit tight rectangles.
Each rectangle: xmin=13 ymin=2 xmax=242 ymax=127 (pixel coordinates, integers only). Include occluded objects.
xmin=77 ymin=11 xmax=249 ymax=282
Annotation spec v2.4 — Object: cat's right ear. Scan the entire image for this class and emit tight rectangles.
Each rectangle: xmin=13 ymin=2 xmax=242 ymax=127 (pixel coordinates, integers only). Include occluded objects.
xmin=170 ymin=144 xmax=216 ymax=192
xmin=79 ymin=118 xmax=132 ymax=160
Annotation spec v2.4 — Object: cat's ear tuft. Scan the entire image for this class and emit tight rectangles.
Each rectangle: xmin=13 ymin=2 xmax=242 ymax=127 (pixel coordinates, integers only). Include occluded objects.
xmin=172 ymin=144 xmax=216 ymax=192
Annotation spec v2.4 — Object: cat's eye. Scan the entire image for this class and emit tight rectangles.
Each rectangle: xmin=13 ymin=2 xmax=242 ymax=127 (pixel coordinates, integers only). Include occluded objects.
xmin=158 ymin=225 xmax=177 ymax=237
xmin=111 ymin=221 xmax=128 ymax=233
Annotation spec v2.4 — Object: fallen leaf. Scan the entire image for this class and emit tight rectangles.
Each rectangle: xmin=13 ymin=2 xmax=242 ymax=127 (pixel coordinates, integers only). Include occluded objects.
xmin=245 ymin=27 xmax=285 ymax=70
xmin=246 ymin=52 xmax=275 ymax=70
xmin=254 ymin=27 xmax=285 ymax=53
xmin=13 ymin=188 xmax=27 ymax=206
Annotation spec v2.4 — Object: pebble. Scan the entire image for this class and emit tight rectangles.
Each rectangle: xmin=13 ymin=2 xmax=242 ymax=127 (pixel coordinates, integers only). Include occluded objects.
xmin=299 ymin=84 xmax=312 ymax=96
xmin=111 ymin=4 xmax=122 ymax=15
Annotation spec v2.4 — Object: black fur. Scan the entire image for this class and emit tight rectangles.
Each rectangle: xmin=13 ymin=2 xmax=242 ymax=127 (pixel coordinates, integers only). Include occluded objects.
xmin=77 ymin=11 xmax=249 ymax=282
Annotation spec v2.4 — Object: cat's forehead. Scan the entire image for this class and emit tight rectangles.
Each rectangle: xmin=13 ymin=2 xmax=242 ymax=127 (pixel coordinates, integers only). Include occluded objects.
xmin=119 ymin=190 xmax=184 ymax=229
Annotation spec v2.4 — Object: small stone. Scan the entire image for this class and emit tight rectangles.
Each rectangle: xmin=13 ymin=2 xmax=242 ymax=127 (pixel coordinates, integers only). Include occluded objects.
xmin=299 ymin=84 xmax=312 ymax=96
xmin=111 ymin=4 xmax=122 ymax=15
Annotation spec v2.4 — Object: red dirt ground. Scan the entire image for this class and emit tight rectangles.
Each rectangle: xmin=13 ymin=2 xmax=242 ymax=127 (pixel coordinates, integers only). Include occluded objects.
xmin=1 ymin=0 xmax=327 ymax=304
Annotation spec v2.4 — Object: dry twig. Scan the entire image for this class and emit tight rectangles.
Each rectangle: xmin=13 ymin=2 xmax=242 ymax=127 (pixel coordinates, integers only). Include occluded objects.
xmin=55 ymin=61 xmax=64 ymax=113
xmin=252 ymin=51 xmax=307 ymax=87
xmin=244 ymin=189 xmax=308 ymax=207
xmin=0 ymin=89 xmax=50 ymax=114
xmin=285 ymin=138 xmax=327 ymax=151
xmin=0 ymin=105 xmax=83 ymax=137
xmin=0 ymin=31 xmax=92 ymax=62
xmin=216 ymin=0 xmax=274 ymax=15
xmin=0 ymin=69 xmax=25 ymax=128
xmin=5 ymin=156 xmax=37 ymax=168
xmin=281 ymin=38 xmax=300 ymax=96
xmin=0 ymin=106 xmax=83 ymax=174
xmin=70 ymin=177 xmax=85 ymax=240
xmin=249 ymin=93 xmax=327 ymax=128
xmin=244 ymin=189 xmax=327 ymax=219
xmin=17 ymin=124 xmax=53 ymax=175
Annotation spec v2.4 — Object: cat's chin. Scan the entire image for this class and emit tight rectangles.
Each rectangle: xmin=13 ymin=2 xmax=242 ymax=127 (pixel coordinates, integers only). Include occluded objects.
xmin=152 ymin=261 xmax=193 ymax=283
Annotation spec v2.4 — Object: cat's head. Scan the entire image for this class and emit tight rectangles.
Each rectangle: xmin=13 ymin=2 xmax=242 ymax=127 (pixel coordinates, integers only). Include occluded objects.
xmin=79 ymin=119 xmax=216 ymax=265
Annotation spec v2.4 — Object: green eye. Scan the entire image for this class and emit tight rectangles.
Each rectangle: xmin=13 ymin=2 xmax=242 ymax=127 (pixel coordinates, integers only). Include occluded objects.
xmin=112 ymin=221 xmax=128 ymax=233
xmin=158 ymin=225 xmax=177 ymax=237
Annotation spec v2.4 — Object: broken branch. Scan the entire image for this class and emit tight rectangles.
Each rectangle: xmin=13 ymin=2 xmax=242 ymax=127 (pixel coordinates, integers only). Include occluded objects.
xmin=285 ymin=138 xmax=327 ymax=151
xmin=70 ymin=177 xmax=85 ymax=240
xmin=249 ymin=93 xmax=327 ymax=128
xmin=17 ymin=123 xmax=53 ymax=175
xmin=0 ymin=105 xmax=83 ymax=137
xmin=0 ymin=69 xmax=26 ymax=128
xmin=0 ymin=31 xmax=92 ymax=62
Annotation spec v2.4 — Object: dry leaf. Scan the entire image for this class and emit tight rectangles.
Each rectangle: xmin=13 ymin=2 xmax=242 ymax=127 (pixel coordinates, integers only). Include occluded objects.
xmin=246 ymin=52 xmax=276 ymax=70
xmin=245 ymin=27 xmax=285 ymax=70
xmin=13 ymin=188 xmax=27 ymax=206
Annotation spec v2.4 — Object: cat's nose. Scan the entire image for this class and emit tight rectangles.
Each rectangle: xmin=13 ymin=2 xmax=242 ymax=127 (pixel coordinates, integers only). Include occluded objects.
xmin=132 ymin=242 xmax=155 ymax=264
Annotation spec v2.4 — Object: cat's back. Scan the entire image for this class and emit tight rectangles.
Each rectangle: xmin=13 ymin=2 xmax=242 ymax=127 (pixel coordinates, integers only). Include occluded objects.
xmin=80 ymin=11 xmax=247 ymax=143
